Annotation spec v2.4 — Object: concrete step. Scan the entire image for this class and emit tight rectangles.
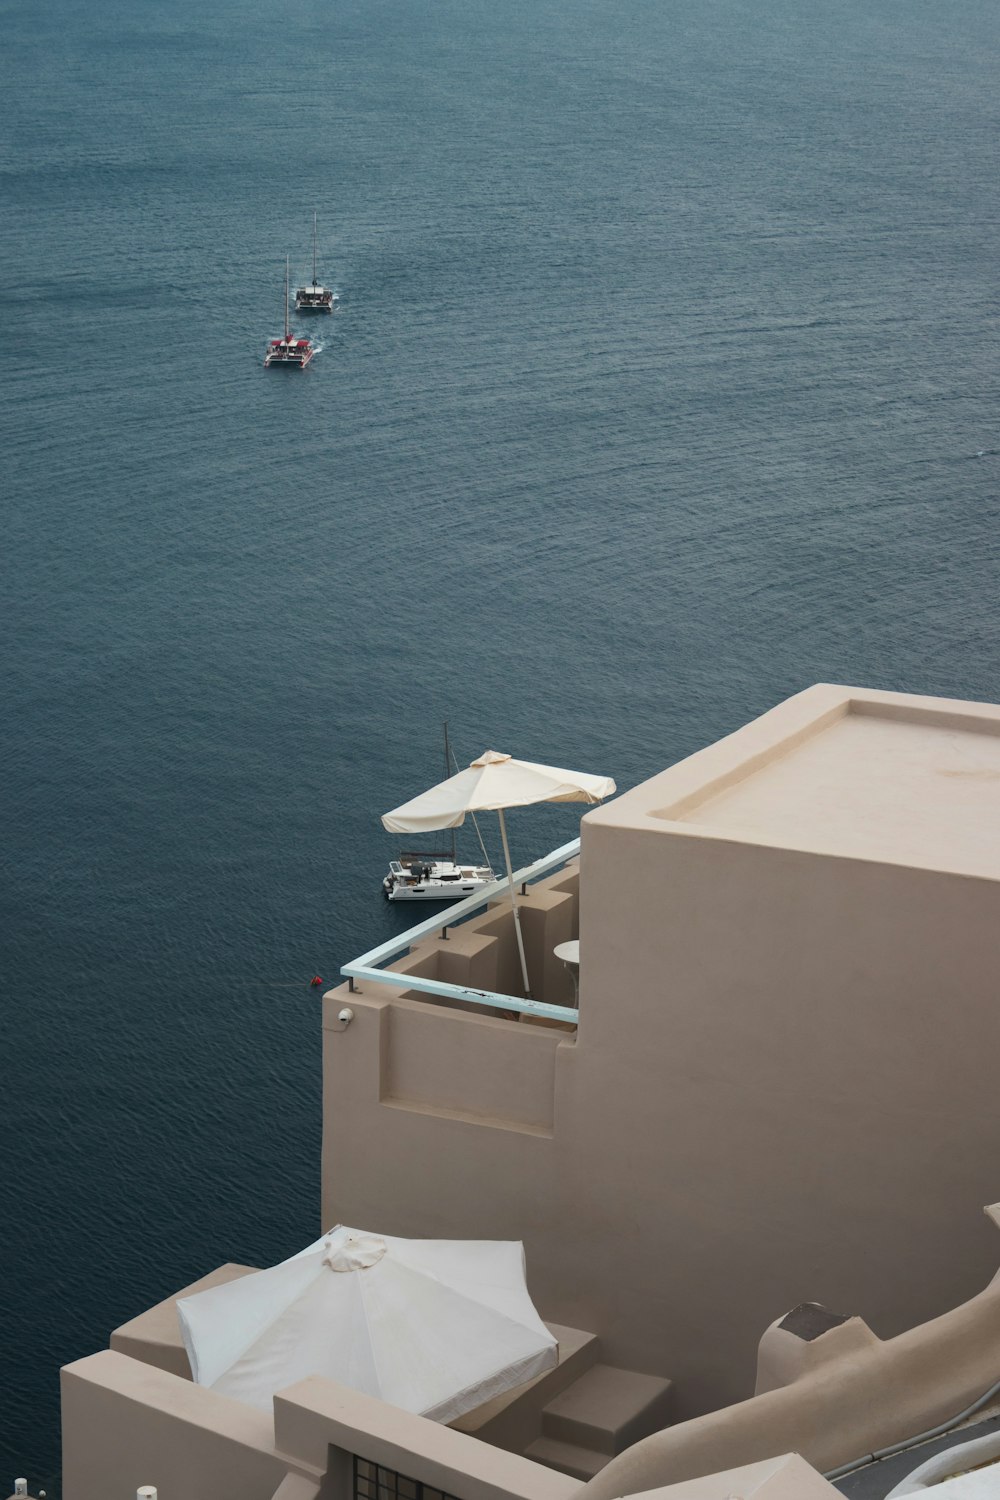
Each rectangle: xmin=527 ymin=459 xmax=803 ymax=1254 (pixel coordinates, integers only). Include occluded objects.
xmin=450 ymin=1323 xmax=600 ymax=1450
xmin=541 ymin=1362 xmax=674 ymax=1456
xmin=523 ymin=1436 xmax=609 ymax=1481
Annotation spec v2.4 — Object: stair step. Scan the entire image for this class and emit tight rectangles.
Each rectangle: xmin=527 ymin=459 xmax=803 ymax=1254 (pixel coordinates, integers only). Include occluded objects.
xmin=523 ymin=1436 xmax=609 ymax=1481
xmin=449 ymin=1323 xmax=599 ymax=1444
xmin=541 ymin=1362 xmax=674 ymax=1454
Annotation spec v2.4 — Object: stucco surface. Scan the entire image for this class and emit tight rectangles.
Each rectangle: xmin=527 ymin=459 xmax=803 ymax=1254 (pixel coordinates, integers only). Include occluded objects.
xmin=323 ymin=685 xmax=1000 ymax=1423
xmin=625 ymin=1452 xmax=838 ymax=1496
xmin=61 ymin=1352 xmax=290 ymax=1500
xmin=672 ymin=699 xmax=1000 ymax=878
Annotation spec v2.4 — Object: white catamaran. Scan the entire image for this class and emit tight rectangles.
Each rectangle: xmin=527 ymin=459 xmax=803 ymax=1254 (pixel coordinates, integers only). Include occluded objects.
xmin=382 ymin=725 xmax=496 ymax=903
xmin=265 ymin=257 xmax=316 ymax=368
xmin=295 ymin=214 xmax=337 ymax=314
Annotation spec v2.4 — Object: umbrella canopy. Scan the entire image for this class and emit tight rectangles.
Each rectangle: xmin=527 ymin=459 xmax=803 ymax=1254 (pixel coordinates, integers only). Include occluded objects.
xmin=382 ymin=751 xmax=616 ymax=834
xmin=177 ymin=1226 xmax=558 ymax=1422
xmin=382 ymin=751 xmax=616 ymax=995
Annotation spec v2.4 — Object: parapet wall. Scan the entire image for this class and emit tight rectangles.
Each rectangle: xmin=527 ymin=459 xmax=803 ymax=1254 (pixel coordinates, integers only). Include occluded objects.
xmin=61 ymin=1352 xmax=291 ymax=1500
xmin=61 ymin=1351 xmax=576 ymax=1500
xmin=382 ymin=863 xmax=580 ymax=1018
xmin=322 ymin=865 xmax=581 ymax=1325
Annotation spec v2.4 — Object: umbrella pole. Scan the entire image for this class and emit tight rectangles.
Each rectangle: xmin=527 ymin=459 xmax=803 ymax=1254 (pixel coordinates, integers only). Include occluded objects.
xmin=498 ymin=808 xmax=531 ymax=997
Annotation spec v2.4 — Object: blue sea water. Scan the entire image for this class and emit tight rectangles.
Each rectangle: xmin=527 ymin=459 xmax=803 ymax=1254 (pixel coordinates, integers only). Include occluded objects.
xmin=2 ymin=0 xmax=999 ymax=1486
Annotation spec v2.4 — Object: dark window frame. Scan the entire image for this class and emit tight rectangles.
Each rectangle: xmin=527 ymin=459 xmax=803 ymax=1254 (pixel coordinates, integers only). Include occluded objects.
xmin=353 ymin=1455 xmax=460 ymax=1500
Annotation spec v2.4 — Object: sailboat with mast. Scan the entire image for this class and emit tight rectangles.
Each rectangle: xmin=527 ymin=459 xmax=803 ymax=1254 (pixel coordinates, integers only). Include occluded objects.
xmin=295 ymin=214 xmax=337 ymax=314
xmin=264 ymin=257 xmax=316 ymax=368
xmin=382 ymin=724 xmax=496 ymax=902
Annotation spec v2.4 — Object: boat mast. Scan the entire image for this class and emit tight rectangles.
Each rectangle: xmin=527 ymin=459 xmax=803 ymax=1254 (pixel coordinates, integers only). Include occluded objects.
xmin=284 ymin=256 xmax=290 ymax=341
xmin=444 ymin=721 xmax=457 ymax=863
xmin=312 ymin=212 xmax=318 ymax=287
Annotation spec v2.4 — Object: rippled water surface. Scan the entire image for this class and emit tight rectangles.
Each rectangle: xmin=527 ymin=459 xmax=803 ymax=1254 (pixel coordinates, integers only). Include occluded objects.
xmin=2 ymin=0 xmax=999 ymax=1486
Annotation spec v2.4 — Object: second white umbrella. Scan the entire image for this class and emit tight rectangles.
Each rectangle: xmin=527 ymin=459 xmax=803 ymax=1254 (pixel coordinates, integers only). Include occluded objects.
xmin=177 ymin=1226 xmax=557 ymax=1422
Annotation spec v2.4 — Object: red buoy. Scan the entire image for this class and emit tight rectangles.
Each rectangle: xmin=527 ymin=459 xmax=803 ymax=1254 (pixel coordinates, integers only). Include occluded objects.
xmin=310 ymin=975 xmax=323 ymax=987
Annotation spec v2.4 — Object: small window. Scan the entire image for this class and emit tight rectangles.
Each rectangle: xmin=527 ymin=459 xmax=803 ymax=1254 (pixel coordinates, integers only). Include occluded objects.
xmin=353 ymin=1457 xmax=459 ymax=1500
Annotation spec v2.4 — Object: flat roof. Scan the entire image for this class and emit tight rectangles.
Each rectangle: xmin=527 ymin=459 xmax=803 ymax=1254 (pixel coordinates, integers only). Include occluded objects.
xmin=589 ymin=686 xmax=1000 ymax=881
xmin=679 ymin=707 xmax=1000 ymax=877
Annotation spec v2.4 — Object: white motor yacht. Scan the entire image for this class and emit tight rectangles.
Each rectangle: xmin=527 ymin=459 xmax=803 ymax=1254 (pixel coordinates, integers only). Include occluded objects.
xmin=383 ymin=857 xmax=496 ymax=903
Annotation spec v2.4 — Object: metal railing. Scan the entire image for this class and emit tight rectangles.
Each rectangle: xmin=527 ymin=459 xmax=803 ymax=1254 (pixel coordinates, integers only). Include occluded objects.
xmin=341 ymin=839 xmax=581 ymax=1024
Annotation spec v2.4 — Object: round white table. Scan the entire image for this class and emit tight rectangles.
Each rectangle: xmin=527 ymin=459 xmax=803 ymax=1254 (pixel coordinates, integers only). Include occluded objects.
xmin=553 ymin=940 xmax=580 ymax=1001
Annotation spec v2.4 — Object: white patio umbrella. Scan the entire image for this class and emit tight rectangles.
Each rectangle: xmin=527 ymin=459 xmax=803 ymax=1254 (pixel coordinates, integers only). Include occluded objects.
xmin=177 ymin=1226 xmax=557 ymax=1422
xmin=382 ymin=751 xmax=616 ymax=996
